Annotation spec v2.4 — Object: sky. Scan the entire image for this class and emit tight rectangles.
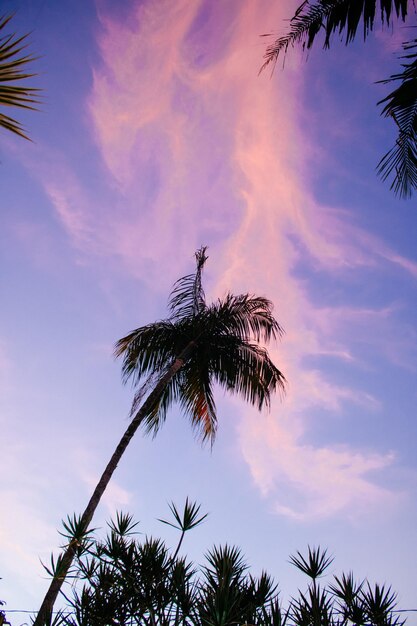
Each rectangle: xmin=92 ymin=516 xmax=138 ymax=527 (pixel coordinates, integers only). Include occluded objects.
xmin=1 ymin=0 xmax=417 ymax=620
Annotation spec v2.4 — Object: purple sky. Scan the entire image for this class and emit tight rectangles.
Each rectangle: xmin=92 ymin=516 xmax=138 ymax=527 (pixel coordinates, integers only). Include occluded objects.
xmin=1 ymin=0 xmax=417 ymax=620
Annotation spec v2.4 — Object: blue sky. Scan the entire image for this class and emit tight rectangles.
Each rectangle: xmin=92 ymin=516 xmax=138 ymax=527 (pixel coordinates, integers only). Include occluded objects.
xmin=1 ymin=0 xmax=417 ymax=620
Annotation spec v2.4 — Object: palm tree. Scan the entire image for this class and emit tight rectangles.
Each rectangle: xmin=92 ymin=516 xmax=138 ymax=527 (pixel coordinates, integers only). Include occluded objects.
xmin=34 ymin=246 xmax=286 ymax=625
xmin=0 ymin=14 xmax=40 ymax=141
xmin=261 ymin=0 xmax=417 ymax=198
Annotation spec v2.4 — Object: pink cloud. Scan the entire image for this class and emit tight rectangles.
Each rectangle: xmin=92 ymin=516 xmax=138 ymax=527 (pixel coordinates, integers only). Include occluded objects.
xmin=24 ymin=0 xmax=417 ymax=519
xmin=239 ymin=412 xmax=397 ymax=521
xmin=44 ymin=180 xmax=95 ymax=250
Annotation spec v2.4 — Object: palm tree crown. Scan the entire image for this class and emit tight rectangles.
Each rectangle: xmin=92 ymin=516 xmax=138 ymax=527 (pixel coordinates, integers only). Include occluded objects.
xmin=115 ymin=246 xmax=285 ymax=443
xmin=34 ymin=247 xmax=285 ymax=625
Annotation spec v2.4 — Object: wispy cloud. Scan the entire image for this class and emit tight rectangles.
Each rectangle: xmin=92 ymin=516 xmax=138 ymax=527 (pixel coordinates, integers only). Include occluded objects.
xmin=239 ymin=411 xmax=396 ymax=520
xmin=24 ymin=0 xmax=417 ymax=520
xmin=0 ymin=437 xmax=61 ymax=605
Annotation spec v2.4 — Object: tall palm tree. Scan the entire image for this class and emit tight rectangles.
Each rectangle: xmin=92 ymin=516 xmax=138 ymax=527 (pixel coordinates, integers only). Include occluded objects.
xmin=34 ymin=247 xmax=286 ymax=625
xmin=0 ymin=14 xmax=40 ymax=141
xmin=261 ymin=0 xmax=416 ymax=198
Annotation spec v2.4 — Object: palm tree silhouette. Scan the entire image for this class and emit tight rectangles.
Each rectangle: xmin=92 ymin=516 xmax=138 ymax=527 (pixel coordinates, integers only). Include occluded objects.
xmin=35 ymin=246 xmax=286 ymax=625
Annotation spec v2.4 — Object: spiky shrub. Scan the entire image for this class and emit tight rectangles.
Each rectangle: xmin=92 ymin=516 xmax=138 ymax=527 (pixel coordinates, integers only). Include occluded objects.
xmin=54 ymin=505 xmax=405 ymax=626
xmin=54 ymin=503 xmax=280 ymax=626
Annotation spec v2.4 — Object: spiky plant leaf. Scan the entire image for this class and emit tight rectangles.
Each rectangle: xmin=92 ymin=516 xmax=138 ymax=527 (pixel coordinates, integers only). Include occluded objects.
xmin=289 ymin=546 xmax=334 ymax=580
xmin=329 ymin=572 xmax=366 ymax=624
xmin=361 ymin=582 xmax=404 ymax=626
xmin=107 ymin=511 xmax=139 ymax=537
xmin=158 ymin=498 xmax=208 ymax=532
xmin=290 ymin=584 xmax=334 ymax=626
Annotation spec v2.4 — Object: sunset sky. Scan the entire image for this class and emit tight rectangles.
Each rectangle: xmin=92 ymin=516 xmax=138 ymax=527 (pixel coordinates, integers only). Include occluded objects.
xmin=1 ymin=0 xmax=417 ymax=619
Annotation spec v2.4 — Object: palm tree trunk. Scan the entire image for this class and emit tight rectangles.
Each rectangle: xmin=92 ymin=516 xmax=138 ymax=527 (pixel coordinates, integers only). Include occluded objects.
xmin=33 ymin=341 xmax=197 ymax=626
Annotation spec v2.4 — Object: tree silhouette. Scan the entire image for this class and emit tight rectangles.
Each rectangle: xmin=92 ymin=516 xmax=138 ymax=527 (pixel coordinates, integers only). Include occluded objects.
xmin=34 ymin=247 xmax=285 ymax=625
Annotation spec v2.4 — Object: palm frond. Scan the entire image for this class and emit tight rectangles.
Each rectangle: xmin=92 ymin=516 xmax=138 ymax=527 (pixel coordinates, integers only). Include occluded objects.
xmin=134 ymin=373 xmax=182 ymax=436
xmin=178 ymin=356 xmax=218 ymax=443
xmin=169 ymin=246 xmax=208 ymax=319
xmin=115 ymin=321 xmax=181 ymax=385
xmin=377 ymin=36 xmax=417 ymax=197
xmin=172 ymin=331 xmax=285 ymax=442
xmin=208 ymin=293 xmax=284 ymax=343
xmin=0 ymin=14 xmax=41 ymax=140
xmin=211 ymin=336 xmax=286 ymax=409
xmin=260 ymin=0 xmax=409 ymax=72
